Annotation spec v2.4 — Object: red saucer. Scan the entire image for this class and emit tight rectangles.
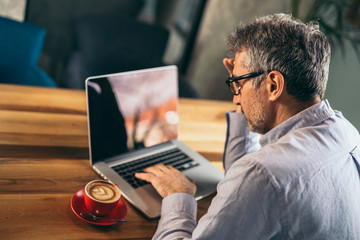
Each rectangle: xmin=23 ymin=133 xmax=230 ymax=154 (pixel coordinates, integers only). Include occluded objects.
xmin=71 ymin=189 xmax=127 ymax=226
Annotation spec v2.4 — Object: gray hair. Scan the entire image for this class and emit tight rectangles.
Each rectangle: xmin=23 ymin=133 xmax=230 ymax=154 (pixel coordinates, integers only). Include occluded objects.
xmin=227 ymin=13 xmax=331 ymax=101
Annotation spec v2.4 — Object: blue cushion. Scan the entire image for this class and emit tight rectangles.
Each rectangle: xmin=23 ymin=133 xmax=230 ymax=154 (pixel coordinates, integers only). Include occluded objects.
xmin=0 ymin=16 xmax=45 ymax=67
xmin=0 ymin=16 xmax=56 ymax=87
xmin=0 ymin=64 xmax=56 ymax=87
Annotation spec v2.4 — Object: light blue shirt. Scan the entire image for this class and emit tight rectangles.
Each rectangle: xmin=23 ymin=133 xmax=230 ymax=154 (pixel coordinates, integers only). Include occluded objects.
xmin=153 ymin=100 xmax=360 ymax=239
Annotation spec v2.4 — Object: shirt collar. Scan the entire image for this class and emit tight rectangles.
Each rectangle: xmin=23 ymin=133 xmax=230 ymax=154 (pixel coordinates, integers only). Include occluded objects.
xmin=260 ymin=100 xmax=335 ymax=147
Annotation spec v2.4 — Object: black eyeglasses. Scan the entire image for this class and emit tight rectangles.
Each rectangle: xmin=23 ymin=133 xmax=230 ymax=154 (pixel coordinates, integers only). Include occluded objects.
xmin=225 ymin=71 xmax=264 ymax=95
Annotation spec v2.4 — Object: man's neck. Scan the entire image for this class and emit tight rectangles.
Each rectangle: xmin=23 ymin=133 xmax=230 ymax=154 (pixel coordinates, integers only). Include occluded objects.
xmin=272 ymin=97 xmax=321 ymax=129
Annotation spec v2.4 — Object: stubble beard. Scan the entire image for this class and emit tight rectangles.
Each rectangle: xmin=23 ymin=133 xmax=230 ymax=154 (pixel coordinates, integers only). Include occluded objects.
xmin=244 ymin=94 xmax=269 ymax=134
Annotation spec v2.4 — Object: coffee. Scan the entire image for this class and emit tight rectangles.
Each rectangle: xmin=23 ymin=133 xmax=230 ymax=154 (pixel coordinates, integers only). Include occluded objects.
xmin=86 ymin=181 xmax=120 ymax=203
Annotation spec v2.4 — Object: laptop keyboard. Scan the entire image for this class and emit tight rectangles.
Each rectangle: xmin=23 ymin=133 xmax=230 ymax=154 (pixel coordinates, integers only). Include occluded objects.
xmin=111 ymin=148 xmax=199 ymax=189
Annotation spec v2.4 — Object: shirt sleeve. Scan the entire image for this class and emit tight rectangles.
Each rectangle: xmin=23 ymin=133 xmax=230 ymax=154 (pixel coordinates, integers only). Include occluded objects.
xmin=223 ymin=111 xmax=261 ymax=172
xmin=152 ymin=193 xmax=197 ymax=240
xmin=152 ymin=158 xmax=282 ymax=240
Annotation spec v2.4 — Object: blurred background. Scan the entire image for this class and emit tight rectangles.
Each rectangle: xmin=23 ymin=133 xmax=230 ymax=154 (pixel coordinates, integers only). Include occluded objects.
xmin=0 ymin=0 xmax=359 ymax=130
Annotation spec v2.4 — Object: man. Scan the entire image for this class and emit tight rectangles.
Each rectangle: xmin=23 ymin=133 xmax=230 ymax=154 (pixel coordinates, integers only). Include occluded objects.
xmin=135 ymin=13 xmax=360 ymax=239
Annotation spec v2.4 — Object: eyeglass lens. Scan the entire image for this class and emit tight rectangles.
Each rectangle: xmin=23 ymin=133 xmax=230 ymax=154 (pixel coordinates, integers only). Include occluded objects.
xmin=230 ymin=81 xmax=240 ymax=95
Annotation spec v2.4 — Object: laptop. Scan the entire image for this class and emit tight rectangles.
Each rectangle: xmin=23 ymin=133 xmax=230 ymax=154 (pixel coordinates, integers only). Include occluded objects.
xmin=85 ymin=65 xmax=224 ymax=219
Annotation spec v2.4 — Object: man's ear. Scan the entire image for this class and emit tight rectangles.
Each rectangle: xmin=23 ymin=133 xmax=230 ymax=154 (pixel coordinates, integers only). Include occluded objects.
xmin=266 ymin=71 xmax=285 ymax=102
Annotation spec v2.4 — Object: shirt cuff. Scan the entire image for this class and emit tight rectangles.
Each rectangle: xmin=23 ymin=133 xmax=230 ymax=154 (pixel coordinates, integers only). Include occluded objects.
xmin=162 ymin=193 xmax=197 ymax=217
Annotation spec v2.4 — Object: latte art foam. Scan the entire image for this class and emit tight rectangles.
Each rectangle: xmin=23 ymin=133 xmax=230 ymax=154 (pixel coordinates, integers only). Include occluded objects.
xmin=87 ymin=182 xmax=120 ymax=203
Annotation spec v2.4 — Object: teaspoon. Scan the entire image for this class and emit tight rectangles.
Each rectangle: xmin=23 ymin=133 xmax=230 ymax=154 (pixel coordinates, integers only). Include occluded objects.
xmin=80 ymin=212 xmax=126 ymax=223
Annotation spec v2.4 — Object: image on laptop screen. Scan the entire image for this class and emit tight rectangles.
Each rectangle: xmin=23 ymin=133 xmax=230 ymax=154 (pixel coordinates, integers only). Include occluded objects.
xmin=87 ymin=68 xmax=178 ymax=163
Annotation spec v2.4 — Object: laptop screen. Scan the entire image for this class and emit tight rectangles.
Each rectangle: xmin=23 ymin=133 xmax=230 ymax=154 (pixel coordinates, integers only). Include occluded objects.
xmin=86 ymin=66 xmax=179 ymax=164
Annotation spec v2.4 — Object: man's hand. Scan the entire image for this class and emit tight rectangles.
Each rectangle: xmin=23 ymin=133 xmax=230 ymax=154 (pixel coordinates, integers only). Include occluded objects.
xmin=135 ymin=164 xmax=197 ymax=198
xmin=235 ymin=104 xmax=242 ymax=113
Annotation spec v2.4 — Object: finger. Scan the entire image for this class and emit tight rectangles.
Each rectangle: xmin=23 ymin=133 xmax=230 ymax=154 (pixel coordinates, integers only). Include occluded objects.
xmin=135 ymin=172 xmax=155 ymax=182
xmin=235 ymin=104 xmax=242 ymax=113
xmin=154 ymin=164 xmax=172 ymax=172
xmin=164 ymin=164 xmax=176 ymax=171
xmin=143 ymin=164 xmax=167 ymax=176
xmin=165 ymin=165 xmax=182 ymax=174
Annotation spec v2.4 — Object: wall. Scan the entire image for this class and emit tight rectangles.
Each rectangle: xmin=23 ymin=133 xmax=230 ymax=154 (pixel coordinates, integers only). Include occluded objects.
xmin=186 ymin=0 xmax=360 ymax=130
xmin=326 ymin=43 xmax=360 ymax=130
xmin=187 ymin=0 xmax=290 ymax=101
xmin=0 ymin=0 xmax=26 ymax=21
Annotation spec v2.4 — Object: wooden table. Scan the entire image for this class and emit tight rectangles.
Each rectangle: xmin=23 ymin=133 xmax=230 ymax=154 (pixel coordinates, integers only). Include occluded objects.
xmin=0 ymin=83 xmax=233 ymax=239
